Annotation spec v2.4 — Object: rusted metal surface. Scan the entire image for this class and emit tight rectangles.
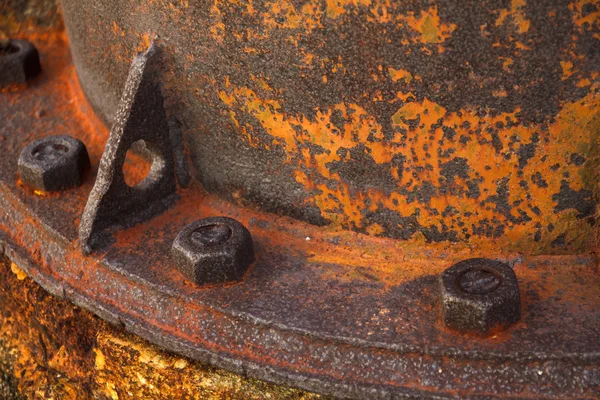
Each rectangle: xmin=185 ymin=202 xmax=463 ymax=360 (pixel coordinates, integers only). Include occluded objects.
xmin=172 ymin=217 xmax=255 ymax=285
xmin=61 ymin=0 xmax=599 ymax=255
xmin=18 ymin=135 xmax=90 ymax=192
xmin=0 ymin=39 xmax=41 ymax=86
xmin=0 ymin=28 xmax=599 ymax=398
xmin=79 ymin=42 xmax=178 ymax=253
xmin=439 ymin=258 xmax=521 ymax=336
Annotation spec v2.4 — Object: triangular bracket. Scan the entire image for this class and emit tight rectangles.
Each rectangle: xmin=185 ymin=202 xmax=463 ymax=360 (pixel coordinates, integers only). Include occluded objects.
xmin=79 ymin=42 xmax=177 ymax=253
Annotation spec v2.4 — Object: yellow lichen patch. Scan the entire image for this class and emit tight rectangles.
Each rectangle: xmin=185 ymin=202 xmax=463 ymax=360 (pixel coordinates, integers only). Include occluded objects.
xmin=92 ymin=330 xmax=323 ymax=399
xmin=105 ymin=382 xmax=119 ymax=400
xmin=48 ymin=345 xmax=72 ymax=372
xmin=405 ymin=6 xmax=456 ymax=44
xmin=10 ymin=262 xmax=27 ymax=280
xmin=0 ymin=250 xmax=326 ymax=399
xmin=95 ymin=348 xmax=106 ymax=370
xmin=173 ymin=358 xmax=188 ymax=369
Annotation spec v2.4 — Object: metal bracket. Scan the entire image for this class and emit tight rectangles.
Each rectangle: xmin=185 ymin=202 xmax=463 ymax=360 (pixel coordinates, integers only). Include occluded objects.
xmin=79 ymin=42 xmax=177 ymax=253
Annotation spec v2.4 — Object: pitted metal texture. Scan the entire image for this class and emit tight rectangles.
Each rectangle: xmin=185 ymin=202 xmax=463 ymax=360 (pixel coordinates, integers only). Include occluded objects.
xmin=61 ymin=0 xmax=599 ymax=254
xmin=440 ymin=258 xmax=521 ymax=336
xmin=78 ymin=42 xmax=178 ymax=253
xmin=172 ymin=217 xmax=255 ymax=285
xmin=0 ymin=39 xmax=41 ymax=86
xmin=18 ymin=135 xmax=90 ymax=192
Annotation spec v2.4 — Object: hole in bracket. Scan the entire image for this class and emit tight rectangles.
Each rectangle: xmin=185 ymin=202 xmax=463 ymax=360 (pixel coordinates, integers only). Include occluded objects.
xmin=123 ymin=140 xmax=153 ymax=187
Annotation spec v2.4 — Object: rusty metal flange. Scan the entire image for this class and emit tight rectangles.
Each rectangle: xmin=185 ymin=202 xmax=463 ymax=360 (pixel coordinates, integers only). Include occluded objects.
xmin=0 ymin=33 xmax=599 ymax=400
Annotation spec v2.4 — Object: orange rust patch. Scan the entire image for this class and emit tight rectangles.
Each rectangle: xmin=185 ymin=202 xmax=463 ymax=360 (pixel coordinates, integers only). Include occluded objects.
xmin=561 ymin=60 xmax=575 ymax=80
xmin=388 ymin=68 xmax=420 ymax=84
xmin=405 ymin=6 xmax=457 ymax=44
xmin=495 ymin=0 xmax=531 ymax=34
xmin=217 ymin=74 xmax=599 ymax=254
xmin=135 ymin=33 xmax=153 ymax=53
xmin=325 ymin=0 xmax=372 ymax=19
xmin=571 ymin=0 xmax=600 ymax=28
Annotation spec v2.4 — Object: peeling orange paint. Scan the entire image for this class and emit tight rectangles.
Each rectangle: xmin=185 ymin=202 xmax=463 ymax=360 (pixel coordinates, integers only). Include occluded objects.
xmin=388 ymin=68 xmax=419 ymax=84
xmin=571 ymin=0 xmax=600 ymax=27
xmin=405 ymin=6 xmax=456 ymax=44
xmin=495 ymin=0 xmax=531 ymax=34
xmin=135 ymin=33 xmax=153 ymax=53
xmin=20 ymin=0 xmax=597 ymax=258
xmin=561 ymin=60 xmax=574 ymax=80
xmin=217 ymin=74 xmax=599 ymax=254
xmin=325 ymin=0 xmax=371 ymax=19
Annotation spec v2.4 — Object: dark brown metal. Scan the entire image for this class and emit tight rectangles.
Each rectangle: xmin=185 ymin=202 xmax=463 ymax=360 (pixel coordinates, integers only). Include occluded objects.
xmin=172 ymin=217 xmax=255 ymax=285
xmin=18 ymin=135 xmax=90 ymax=192
xmin=440 ymin=258 xmax=521 ymax=336
xmin=0 ymin=39 xmax=41 ymax=86
xmin=78 ymin=42 xmax=178 ymax=254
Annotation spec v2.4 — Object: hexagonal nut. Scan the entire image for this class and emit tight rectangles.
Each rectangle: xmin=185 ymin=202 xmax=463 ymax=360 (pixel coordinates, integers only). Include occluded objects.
xmin=172 ymin=217 xmax=255 ymax=285
xmin=18 ymin=135 xmax=91 ymax=192
xmin=440 ymin=258 xmax=521 ymax=336
xmin=0 ymin=39 xmax=41 ymax=86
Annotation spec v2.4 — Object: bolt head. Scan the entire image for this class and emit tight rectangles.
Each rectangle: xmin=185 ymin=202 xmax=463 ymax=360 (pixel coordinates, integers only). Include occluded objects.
xmin=171 ymin=217 xmax=255 ymax=285
xmin=18 ymin=135 xmax=90 ymax=192
xmin=0 ymin=39 xmax=41 ymax=86
xmin=440 ymin=258 xmax=521 ymax=336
